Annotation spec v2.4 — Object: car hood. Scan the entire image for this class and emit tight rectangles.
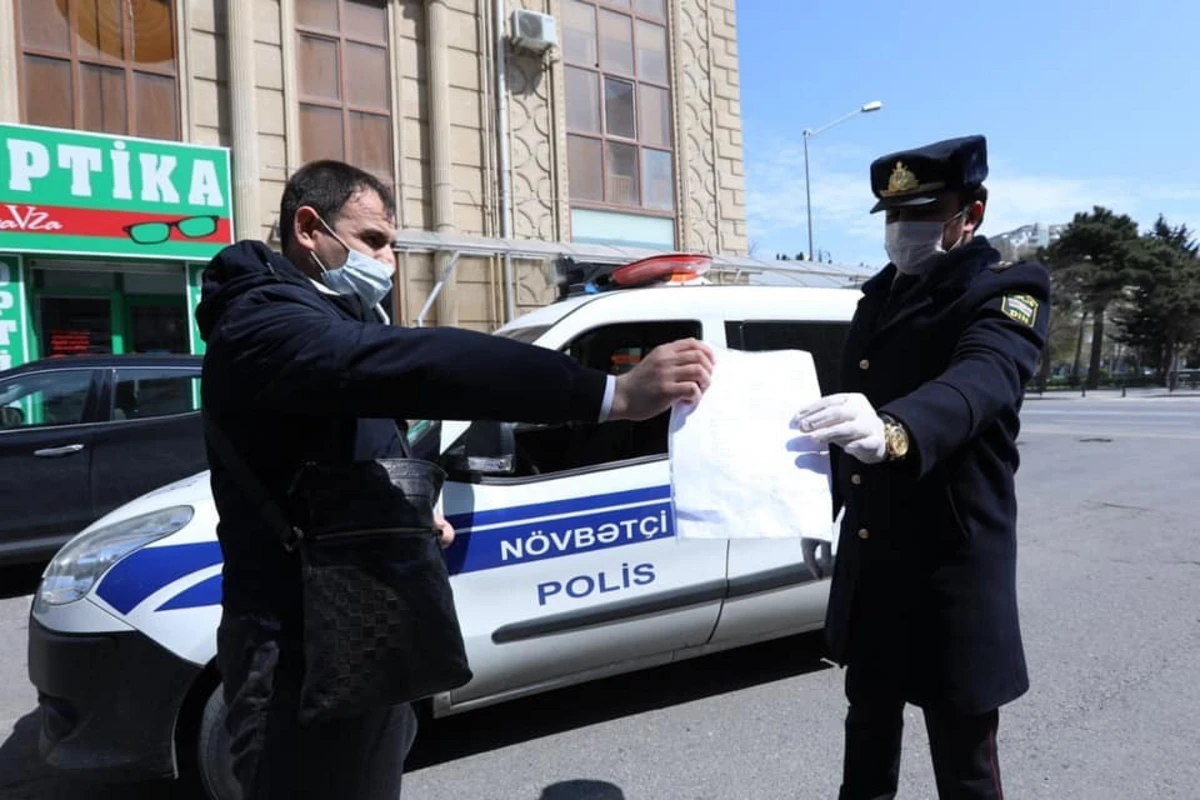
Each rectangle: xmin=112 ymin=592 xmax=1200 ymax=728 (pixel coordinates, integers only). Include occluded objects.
xmin=78 ymin=471 xmax=216 ymax=536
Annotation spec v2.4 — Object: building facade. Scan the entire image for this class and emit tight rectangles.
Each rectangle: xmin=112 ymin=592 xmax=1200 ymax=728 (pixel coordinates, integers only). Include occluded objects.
xmin=0 ymin=0 xmax=749 ymax=370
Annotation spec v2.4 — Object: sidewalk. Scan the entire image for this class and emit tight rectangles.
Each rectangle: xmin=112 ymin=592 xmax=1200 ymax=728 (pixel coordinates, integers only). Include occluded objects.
xmin=1026 ymin=387 xmax=1200 ymax=401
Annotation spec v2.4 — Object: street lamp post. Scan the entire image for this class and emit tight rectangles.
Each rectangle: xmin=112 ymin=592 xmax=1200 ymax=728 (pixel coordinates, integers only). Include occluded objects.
xmin=803 ymin=100 xmax=883 ymax=261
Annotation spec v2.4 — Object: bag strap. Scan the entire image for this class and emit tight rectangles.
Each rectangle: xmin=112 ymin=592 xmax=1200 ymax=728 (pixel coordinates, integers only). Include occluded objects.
xmin=203 ymin=409 xmax=304 ymax=551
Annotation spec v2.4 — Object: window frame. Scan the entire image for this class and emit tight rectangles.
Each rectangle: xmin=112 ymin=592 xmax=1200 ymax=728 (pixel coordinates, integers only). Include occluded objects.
xmin=725 ymin=320 xmax=852 ymax=396
xmin=104 ymin=365 xmax=202 ymax=423
xmin=14 ymin=0 xmax=181 ymax=140
xmin=0 ymin=367 xmax=105 ymax=432
xmin=443 ymin=318 xmax=703 ymax=485
xmin=563 ymin=0 xmax=677 ymax=218
xmin=294 ymin=0 xmax=395 ymax=191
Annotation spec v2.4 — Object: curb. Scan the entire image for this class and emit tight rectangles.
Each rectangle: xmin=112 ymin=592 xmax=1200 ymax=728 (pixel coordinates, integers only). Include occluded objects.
xmin=1026 ymin=392 xmax=1200 ymax=401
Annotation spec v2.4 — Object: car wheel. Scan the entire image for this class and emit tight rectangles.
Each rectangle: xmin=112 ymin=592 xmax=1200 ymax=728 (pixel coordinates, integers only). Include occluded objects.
xmin=197 ymin=684 xmax=241 ymax=800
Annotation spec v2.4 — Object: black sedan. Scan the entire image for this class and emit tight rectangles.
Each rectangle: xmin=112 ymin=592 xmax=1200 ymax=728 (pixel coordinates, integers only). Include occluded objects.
xmin=0 ymin=354 xmax=206 ymax=565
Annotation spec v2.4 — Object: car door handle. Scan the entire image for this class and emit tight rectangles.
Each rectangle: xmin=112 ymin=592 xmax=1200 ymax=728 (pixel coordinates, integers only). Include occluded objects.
xmin=34 ymin=444 xmax=86 ymax=458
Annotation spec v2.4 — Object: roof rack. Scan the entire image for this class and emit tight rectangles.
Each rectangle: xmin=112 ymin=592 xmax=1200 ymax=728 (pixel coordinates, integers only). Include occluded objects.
xmin=554 ymin=253 xmax=712 ymax=301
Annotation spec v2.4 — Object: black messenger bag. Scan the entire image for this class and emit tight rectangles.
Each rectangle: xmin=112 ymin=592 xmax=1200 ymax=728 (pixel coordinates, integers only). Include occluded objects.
xmin=203 ymin=411 xmax=473 ymax=724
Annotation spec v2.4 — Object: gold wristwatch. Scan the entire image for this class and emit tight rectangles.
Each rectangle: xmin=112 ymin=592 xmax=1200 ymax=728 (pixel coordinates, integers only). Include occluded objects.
xmin=880 ymin=414 xmax=910 ymax=461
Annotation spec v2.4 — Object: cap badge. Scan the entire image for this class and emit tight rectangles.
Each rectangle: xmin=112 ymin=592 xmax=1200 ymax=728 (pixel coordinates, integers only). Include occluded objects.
xmin=887 ymin=161 xmax=919 ymax=194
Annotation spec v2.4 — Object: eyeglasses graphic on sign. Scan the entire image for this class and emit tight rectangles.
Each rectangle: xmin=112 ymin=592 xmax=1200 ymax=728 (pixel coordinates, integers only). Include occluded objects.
xmin=123 ymin=216 xmax=220 ymax=245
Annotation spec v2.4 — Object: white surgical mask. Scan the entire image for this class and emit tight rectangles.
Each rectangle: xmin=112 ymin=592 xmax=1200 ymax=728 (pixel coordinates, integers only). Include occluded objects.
xmin=884 ymin=209 xmax=968 ymax=275
xmin=310 ymin=217 xmax=394 ymax=307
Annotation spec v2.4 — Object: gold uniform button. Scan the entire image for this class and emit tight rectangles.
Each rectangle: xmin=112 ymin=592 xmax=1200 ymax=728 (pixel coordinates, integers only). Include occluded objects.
xmin=857 ymin=528 xmax=870 ymax=540
xmin=859 ymin=359 xmax=870 ymax=370
xmin=851 ymin=474 xmax=862 ymax=486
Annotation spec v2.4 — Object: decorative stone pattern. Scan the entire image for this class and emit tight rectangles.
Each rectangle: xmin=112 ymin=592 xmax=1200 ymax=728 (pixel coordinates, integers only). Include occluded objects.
xmin=708 ymin=0 xmax=747 ymax=254
xmin=674 ymin=0 xmax=746 ymax=256
xmin=507 ymin=0 xmax=557 ymax=242
xmin=674 ymin=0 xmax=718 ymax=254
xmin=514 ymin=258 xmax=558 ymax=314
xmin=163 ymin=0 xmax=747 ymax=333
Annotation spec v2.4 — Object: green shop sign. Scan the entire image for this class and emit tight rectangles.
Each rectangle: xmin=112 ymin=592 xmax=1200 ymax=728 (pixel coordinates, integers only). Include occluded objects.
xmin=0 ymin=255 xmax=30 ymax=371
xmin=0 ymin=123 xmax=233 ymax=260
xmin=187 ymin=262 xmax=207 ymax=356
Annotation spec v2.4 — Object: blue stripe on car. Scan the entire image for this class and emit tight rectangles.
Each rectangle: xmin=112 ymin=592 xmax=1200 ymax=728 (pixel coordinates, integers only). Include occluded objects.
xmin=443 ymin=499 xmax=675 ymax=576
xmin=95 ymin=541 xmax=223 ymax=614
xmin=101 ymin=486 xmax=674 ymax=613
xmin=155 ymin=574 xmax=223 ymax=611
xmin=444 ymin=485 xmax=670 ymax=532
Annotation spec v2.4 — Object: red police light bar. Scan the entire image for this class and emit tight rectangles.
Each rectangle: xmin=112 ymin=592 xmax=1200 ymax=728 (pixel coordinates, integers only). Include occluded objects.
xmin=609 ymin=253 xmax=712 ymax=288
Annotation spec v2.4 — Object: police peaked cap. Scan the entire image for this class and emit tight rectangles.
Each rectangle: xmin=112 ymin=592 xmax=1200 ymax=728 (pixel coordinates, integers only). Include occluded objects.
xmin=869 ymin=135 xmax=988 ymax=213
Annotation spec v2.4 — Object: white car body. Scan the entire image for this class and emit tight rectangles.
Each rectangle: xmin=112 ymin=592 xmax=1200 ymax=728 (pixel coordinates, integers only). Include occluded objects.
xmin=30 ymin=281 xmax=858 ymax=782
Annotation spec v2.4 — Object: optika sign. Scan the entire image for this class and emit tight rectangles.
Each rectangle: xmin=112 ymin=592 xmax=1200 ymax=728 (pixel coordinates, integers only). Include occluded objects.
xmin=0 ymin=123 xmax=233 ymax=260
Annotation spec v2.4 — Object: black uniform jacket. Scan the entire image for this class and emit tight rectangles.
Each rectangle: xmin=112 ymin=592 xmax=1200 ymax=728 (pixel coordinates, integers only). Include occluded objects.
xmin=824 ymin=236 xmax=1050 ymax=716
xmin=196 ymin=240 xmax=609 ymax=622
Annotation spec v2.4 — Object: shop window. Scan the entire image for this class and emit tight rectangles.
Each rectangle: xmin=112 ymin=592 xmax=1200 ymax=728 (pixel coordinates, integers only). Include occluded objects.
xmin=295 ymin=0 xmax=394 ymax=191
xmin=112 ymin=367 xmax=199 ymax=420
xmin=564 ymin=0 xmax=676 ymax=218
xmin=17 ymin=0 xmax=180 ymax=140
xmin=0 ymin=369 xmax=96 ymax=429
xmin=725 ymin=321 xmax=851 ymax=395
xmin=127 ymin=302 xmax=188 ymax=354
xmin=123 ymin=271 xmax=184 ymax=295
xmin=31 ymin=267 xmax=190 ymax=358
xmin=39 ymin=297 xmax=114 ymax=357
xmin=37 ymin=269 xmax=117 ymax=293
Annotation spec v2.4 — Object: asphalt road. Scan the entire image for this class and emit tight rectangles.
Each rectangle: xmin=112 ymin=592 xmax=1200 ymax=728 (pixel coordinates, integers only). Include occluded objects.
xmin=1 ymin=396 xmax=1198 ymax=799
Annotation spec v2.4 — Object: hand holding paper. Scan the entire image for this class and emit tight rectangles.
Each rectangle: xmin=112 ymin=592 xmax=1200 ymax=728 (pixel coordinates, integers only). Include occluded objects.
xmin=668 ymin=346 xmax=835 ymax=541
xmin=611 ymin=338 xmax=715 ymax=420
xmin=793 ymin=392 xmax=887 ymax=465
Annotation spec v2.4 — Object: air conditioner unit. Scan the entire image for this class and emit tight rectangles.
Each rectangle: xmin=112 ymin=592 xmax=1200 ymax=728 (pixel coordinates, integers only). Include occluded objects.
xmin=511 ymin=9 xmax=557 ymax=53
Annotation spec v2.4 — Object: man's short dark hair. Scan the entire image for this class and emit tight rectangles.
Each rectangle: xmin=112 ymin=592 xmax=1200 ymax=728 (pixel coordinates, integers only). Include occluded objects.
xmin=278 ymin=160 xmax=396 ymax=251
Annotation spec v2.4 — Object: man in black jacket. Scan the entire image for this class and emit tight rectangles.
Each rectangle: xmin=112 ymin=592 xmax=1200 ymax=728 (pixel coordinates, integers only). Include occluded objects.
xmin=196 ymin=160 xmax=713 ymax=799
xmin=793 ymin=136 xmax=1049 ymax=799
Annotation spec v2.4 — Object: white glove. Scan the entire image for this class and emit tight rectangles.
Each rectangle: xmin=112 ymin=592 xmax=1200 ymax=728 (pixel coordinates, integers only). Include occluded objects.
xmin=793 ymin=393 xmax=887 ymax=465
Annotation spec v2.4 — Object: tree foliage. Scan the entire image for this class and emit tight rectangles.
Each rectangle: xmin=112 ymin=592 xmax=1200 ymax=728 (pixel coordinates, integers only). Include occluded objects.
xmin=1113 ymin=217 xmax=1200 ymax=378
xmin=1043 ymin=208 xmax=1200 ymax=385
xmin=1045 ymin=207 xmax=1143 ymax=387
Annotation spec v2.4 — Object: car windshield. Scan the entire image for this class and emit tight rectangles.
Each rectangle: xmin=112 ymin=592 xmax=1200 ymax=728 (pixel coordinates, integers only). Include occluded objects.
xmin=404 ymin=324 xmax=552 ymax=455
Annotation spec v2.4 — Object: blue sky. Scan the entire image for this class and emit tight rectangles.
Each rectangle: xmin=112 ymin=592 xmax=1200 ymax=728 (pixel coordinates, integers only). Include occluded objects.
xmin=736 ymin=0 xmax=1200 ymax=268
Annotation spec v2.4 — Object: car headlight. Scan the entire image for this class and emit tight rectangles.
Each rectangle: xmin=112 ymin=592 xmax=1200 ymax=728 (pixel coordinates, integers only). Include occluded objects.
xmin=35 ymin=506 xmax=195 ymax=610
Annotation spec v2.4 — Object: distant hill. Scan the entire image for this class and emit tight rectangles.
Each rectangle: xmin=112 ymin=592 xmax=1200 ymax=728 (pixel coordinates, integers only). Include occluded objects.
xmin=989 ymin=223 xmax=1067 ymax=262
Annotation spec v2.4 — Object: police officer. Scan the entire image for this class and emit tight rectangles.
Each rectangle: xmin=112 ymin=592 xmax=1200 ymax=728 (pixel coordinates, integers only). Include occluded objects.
xmin=793 ymin=135 xmax=1050 ymax=799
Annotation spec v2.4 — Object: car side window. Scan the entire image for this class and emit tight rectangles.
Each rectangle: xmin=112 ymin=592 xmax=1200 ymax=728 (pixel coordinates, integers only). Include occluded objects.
xmin=507 ymin=320 xmax=702 ymax=476
xmin=725 ymin=321 xmax=850 ymax=395
xmin=445 ymin=320 xmax=702 ymax=480
xmin=111 ymin=368 xmax=201 ymax=421
xmin=0 ymin=369 xmax=96 ymax=430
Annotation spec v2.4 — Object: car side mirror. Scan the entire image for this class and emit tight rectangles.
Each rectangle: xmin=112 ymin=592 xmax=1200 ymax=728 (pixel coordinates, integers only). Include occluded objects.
xmin=442 ymin=420 xmax=517 ymax=477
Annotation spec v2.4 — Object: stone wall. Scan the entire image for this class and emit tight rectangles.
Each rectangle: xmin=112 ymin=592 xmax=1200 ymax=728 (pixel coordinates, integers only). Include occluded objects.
xmin=674 ymin=0 xmax=747 ymax=256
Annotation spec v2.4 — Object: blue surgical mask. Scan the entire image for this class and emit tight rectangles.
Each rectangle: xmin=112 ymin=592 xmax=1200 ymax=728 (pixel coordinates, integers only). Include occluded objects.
xmin=310 ymin=217 xmax=394 ymax=307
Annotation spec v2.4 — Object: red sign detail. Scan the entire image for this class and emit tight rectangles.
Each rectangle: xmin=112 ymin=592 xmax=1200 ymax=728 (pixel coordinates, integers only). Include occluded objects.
xmin=49 ymin=329 xmax=93 ymax=356
xmin=0 ymin=203 xmax=232 ymax=242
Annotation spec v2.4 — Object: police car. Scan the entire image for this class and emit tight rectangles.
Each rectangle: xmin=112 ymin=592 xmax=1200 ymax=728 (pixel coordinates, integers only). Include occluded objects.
xmin=26 ymin=254 xmax=859 ymax=798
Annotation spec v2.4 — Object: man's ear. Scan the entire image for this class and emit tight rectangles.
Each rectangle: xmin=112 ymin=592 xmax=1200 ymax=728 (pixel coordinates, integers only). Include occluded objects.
xmin=965 ymin=200 xmax=985 ymax=233
xmin=293 ymin=206 xmax=322 ymax=252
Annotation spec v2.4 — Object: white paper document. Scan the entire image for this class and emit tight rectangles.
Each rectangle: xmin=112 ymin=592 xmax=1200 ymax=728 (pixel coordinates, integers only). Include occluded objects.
xmin=669 ymin=346 xmax=834 ymax=541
